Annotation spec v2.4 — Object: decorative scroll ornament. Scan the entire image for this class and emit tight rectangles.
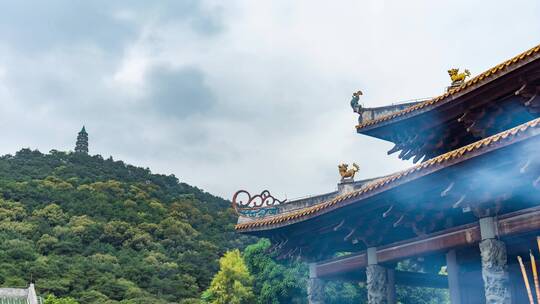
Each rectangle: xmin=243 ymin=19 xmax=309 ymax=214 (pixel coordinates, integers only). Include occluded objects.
xmin=448 ymin=68 xmax=471 ymax=86
xmin=232 ymin=190 xmax=286 ymax=218
xmin=338 ymin=163 xmax=360 ymax=182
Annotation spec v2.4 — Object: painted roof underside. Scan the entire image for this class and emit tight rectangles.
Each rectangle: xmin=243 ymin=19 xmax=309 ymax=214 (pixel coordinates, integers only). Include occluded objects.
xmin=236 ymin=116 xmax=540 ymax=232
xmin=356 ymin=43 xmax=540 ymax=131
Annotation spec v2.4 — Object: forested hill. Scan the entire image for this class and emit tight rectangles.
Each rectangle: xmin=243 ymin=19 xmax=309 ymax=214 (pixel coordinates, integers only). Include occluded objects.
xmin=0 ymin=148 xmax=249 ymax=303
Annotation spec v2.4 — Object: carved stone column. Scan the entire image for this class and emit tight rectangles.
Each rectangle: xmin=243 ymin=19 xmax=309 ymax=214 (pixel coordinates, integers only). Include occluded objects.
xmin=367 ymin=265 xmax=388 ymax=304
xmin=308 ymin=264 xmax=324 ymax=304
xmin=366 ymin=247 xmax=388 ymax=304
xmin=478 ymin=217 xmax=511 ymax=304
xmin=307 ymin=278 xmax=324 ymax=304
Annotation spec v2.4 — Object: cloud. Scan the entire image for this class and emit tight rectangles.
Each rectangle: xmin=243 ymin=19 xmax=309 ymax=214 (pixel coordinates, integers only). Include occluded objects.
xmin=0 ymin=2 xmax=135 ymax=53
xmin=0 ymin=0 xmax=539 ymax=199
xmin=0 ymin=1 xmax=223 ymax=53
xmin=144 ymin=65 xmax=215 ymax=119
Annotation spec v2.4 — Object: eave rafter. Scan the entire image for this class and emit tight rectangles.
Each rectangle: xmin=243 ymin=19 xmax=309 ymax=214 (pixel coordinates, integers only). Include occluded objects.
xmin=387 ymin=130 xmax=436 ymax=164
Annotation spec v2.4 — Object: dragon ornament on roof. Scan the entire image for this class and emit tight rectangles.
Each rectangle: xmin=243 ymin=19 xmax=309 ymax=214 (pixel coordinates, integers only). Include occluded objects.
xmin=447 ymin=68 xmax=471 ymax=91
xmin=232 ymin=190 xmax=286 ymax=218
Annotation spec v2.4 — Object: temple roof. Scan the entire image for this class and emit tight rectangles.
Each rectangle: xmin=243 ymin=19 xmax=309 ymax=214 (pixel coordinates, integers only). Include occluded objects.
xmin=236 ymin=116 xmax=540 ymax=232
xmin=0 ymin=284 xmax=40 ymax=304
xmin=355 ymin=43 xmax=540 ymax=132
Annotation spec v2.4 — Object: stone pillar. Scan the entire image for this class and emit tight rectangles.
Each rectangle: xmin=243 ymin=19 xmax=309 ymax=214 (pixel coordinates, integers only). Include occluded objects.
xmin=386 ymin=268 xmax=396 ymax=304
xmin=366 ymin=247 xmax=388 ymax=304
xmin=446 ymin=249 xmax=461 ymax=304
xmin=478 ymin=217 xmax=511 ymax=304
xmin=308 ymin=263 xmax=324 ymax=304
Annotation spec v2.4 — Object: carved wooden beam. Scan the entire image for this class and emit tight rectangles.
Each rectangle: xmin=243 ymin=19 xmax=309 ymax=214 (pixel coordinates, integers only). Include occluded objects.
xmin=412 ymin=153 xmax=426 ymax=164
xmin=383 ymin=205 xmax=394 ymax=218
xmin=520 ymin=158 xmax=532 ymax=174
xmin=272 ymin=237 xmax=288 ymax=252
xmin=398 ymin=147 xmax=411 ymax=159
xmin=452 ymin=194 xmax=467 ymax=209
xmin=393 ymin=214 xmax=405 ymax=228
xmin=458 ymin=107 xmax=488 ymax=138
xmin=344 ymin=228 xmax=356 ymax=242
xmin=333 ymin=219 xmax=345 ymax=231
xmin=388 ymin=132 xmax=412 ymax=156
xmin=515 ymin=83 xmax=528 ymax=96
xmin=534 ymin=176 xmax=540 ymax=189
xmin=440 ymin=182 xmax=455 ymax=197
xmin=389 ymin=125 xmax=458 ymax=163
xmin=388 ymin=144 xmax=402 ymax=155
xmin=515 ymin=82 xmax=540 ymax=113
xmin=402 ymin=148 xmax=418 ymax=160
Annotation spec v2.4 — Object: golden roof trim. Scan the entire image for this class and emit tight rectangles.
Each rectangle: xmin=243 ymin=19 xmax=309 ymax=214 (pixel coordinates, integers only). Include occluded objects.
xmin=236 ymin=117 xmax=540 ymax=231
xmin=356 ymin=43 xmax=540 ymax=130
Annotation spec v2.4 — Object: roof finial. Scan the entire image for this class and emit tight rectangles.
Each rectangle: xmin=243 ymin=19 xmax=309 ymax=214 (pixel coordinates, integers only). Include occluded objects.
xmin=350 ymin=90 xmax=363 ymax=113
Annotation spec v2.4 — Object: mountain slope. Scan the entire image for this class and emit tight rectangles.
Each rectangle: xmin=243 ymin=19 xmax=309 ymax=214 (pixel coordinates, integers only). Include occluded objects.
xmin=0 ymin=148 xmax=248 ymax=303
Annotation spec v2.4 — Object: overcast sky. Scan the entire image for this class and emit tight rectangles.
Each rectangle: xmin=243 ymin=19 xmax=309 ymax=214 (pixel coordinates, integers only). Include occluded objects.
xmin=0 ymin=1 xmax=539 ymax=200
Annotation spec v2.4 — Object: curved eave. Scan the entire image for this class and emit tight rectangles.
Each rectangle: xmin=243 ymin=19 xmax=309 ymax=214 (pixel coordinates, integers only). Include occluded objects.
xmin=355 ymin=43 xmax=540 ymax=134
xmin=236 ymin=117 xmax=540 ymax=233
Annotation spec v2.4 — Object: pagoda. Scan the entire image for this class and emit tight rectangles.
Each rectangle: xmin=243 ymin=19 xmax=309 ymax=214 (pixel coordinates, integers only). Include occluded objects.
xmin=75 ymin=126 xmax=89 ymax=154
xmin=234 ymin=43 xmax=540 ymax=304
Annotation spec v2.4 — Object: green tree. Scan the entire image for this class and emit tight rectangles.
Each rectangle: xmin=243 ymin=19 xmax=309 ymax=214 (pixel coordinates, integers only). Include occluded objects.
xmin=324 ymin=281 xmax=365 ymax=304
xmin=202 ymin=250 xmax=255 ymax=304
xmin=395 ymin=259 xmax=449 ymax=304
xmin=33 ymin=203 xmax=67 ymax=226
xmin=44 ymin=294 xmax=79 ymax=304
xmin=243 ymin=239 xmax=307 ymax=304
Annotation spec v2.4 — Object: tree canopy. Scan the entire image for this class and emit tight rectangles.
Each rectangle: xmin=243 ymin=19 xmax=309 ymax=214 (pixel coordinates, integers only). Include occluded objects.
xmin=201 ymin=249 xmax=255 ymax=304
xmin=0 ymin=149 xmax=251 ymax=303
xmin=243 ymin=239 xmax=307 ymax=304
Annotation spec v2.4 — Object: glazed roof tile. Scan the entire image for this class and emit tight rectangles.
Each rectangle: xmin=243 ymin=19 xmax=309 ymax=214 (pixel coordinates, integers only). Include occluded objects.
xmin=236 ymin=117 xmax=540 ymax=231
xmin=356 ymin=43 xmax=540 ymax=131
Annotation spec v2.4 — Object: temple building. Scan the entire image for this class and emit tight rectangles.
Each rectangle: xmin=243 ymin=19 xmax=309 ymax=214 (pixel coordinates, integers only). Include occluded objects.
xmin=234 ymin=42 xmax=540 ymax=304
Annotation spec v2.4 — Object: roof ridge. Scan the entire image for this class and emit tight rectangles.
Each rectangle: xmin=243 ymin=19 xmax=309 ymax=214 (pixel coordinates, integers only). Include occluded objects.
xmin=355 ymin=43 xmax=540 ymax=130
xmin=237 ymin=117 xmax=540 ymax=231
